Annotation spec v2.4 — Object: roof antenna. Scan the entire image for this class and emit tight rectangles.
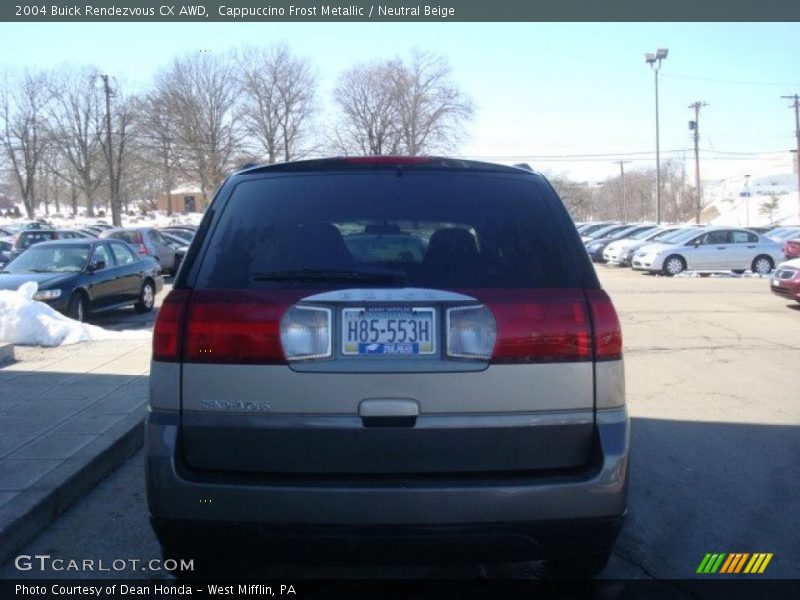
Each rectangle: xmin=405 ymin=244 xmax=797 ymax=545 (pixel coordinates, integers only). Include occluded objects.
xmin=513 ymin=163 xmax=533 ymax=171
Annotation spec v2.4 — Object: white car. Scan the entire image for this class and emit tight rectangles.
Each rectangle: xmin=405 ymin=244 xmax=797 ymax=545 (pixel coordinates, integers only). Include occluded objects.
xmin=766 ymin=227 xmax=800 ymax=243
xmin=632 ymin=227 xmax=784 ymax=276
xmin=603 ymin=226 xmax=686 ymax=266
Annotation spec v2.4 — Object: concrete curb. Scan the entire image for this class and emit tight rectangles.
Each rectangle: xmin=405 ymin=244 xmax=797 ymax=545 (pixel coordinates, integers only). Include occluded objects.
xmin=0 ymin=344 xmax=14 ymax=365
xmin=0 ymin=412 xmax=145 ymax=566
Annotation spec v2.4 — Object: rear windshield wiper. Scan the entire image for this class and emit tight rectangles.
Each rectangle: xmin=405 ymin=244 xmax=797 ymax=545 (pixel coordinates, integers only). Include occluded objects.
xmin=251 ymin=268 xmax=406 ymax=283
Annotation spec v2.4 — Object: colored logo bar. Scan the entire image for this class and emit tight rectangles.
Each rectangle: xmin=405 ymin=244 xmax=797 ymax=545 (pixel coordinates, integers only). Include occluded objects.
xmin=697 ymin=553 xmax=773 ymax=574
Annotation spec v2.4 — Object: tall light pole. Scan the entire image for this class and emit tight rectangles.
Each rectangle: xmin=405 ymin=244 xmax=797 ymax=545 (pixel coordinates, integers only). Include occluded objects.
xmin=645 ymin=48 xmax=668 ymax=224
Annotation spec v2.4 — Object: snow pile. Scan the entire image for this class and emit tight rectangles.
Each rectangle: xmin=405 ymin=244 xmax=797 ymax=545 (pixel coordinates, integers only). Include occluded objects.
xmin=0 ymin=282 xmax=151 ymax=347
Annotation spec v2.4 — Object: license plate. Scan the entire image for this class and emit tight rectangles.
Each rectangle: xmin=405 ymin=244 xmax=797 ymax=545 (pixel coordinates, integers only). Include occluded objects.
xmin=342 ymin=307 xmax=436 ymax=355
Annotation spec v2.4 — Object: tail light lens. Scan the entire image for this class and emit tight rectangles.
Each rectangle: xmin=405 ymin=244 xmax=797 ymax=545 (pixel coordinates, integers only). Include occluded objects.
xmin=446 ymin=305 xmax=496 ymax=359
xmin=152 ymin=290 xmax=190 ymax=362
xmin=280 ymin=306 xmax=332 ymax=361
xmin=138 ymin=244 xmax=149 ymax=255
xmin=184 ymin=291 xmax=287 ymax=364
xmin=586 ymin=289 xmax=623 ymax=361
xmin=485 ymin=290 xmax=592 ymax=363
xmin=472 ymin=289 xmax=622 ymax=363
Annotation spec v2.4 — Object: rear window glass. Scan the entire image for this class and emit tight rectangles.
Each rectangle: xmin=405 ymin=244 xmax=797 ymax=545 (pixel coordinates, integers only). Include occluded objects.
xmin=196 ymin=172 xmax=577 ymax=289
xmin=109 ymin=231 xmax=140 ymax=244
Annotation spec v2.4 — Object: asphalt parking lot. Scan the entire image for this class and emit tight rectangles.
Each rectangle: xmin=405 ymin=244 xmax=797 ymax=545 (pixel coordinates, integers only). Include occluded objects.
xmin=1 ymin=266 xmax=798 ymax=581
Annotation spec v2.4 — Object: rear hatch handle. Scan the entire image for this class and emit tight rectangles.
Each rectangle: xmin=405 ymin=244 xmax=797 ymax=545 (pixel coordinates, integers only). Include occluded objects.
xmin=359 ymin=398 xmax=419 ymax=428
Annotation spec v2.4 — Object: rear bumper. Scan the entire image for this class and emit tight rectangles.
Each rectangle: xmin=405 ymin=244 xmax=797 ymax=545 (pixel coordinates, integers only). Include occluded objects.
xmin=770 ymin=281 xmax=800 ymax=301
xmin=145 ymin=407 xmax=629 ymax=560
xmin=150 ymin=516 xmax=625 ymax=563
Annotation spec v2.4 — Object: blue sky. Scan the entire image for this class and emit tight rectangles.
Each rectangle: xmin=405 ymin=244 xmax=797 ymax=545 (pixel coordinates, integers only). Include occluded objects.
xmin=2 ymin=22 xmax=800 ymax=182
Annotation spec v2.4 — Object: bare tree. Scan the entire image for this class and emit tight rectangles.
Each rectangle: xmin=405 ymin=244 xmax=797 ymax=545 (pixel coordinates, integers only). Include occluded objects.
xmin=394 ymin=50 xmax=474 ymax=155
xmin=237 ymin=45 xmax=317 ymax=164
xmin=332 ymin=52 xmax=474 ymax=156
xmin=0 ymin=69 xmax=51 ymax=218
xmin=47 ymin=66 xmax=106 ymax=217
xmin=97 ymin=82 xmax=138 ymax=223
xmin=136 ymin=89 xmax=181 ymax=215
xmin=157 ymin=52 xmax=241 ymax=204
xmin=332 ymin=59 xmax=403 ymax=155
xmin=549 ymin=173 xmax=596 ymax=221
xmin=759 ymin=194 xmax=781 ymax=224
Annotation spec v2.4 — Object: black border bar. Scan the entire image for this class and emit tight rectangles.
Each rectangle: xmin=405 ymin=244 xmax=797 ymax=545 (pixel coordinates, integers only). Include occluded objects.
xmin=3 ymin=1 xmax=800 ymax=22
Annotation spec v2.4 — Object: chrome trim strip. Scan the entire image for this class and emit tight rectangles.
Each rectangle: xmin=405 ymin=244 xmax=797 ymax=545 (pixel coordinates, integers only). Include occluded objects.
xmin=300 ymin=287 xmax=478 ymax=303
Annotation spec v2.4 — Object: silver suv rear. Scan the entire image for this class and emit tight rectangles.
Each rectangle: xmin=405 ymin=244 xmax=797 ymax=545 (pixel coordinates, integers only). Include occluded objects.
xmin=146 ymin=157 xmax=628 ymax=577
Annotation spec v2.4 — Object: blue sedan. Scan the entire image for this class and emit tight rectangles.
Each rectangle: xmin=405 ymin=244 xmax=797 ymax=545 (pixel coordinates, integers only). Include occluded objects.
xmin=0 ymin=239 xmax=164 ymax=322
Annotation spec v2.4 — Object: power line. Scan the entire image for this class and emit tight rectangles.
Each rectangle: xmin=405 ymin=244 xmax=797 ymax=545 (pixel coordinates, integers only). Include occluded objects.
xmin=663 ymin=73 xmax=800 ymax=87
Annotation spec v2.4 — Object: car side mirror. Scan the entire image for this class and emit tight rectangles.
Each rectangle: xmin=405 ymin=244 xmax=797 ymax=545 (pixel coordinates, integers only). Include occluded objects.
xmin=688 ymin=240 xmax=701 ymax=247
xmin=88 ymin=260 xmax=106 ymax=272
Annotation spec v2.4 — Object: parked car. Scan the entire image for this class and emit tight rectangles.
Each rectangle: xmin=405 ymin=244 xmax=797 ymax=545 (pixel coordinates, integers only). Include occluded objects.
xmin=770 ymin=258 xmax=800 ymax=304
xmin=159 ymin=230 xmax=190 ymax=250
xmin=0 ymin=237 xmax=13 ymax=268
xmin=632 ymin=226 xmax=784 ymax=275
xmin=100 ymin=227 xmax=179 ymax=275
xmin=160 ymin=226 xmax=196 ymax=243
xmin=603 ymin=226 xmax=687 ymax=266
xmin=783 ymin=238 xmax=800 ymax=259
xmin=0 ymin=239 xmax=163 ymax=321
xmin=9 ymin=230 xmax=60 ymax=259
xmin=581 ymin=222 xmax=626 ymax=243
xmin=159 ymin=231 xmax=190 ymax=274
xmin=55 ymin=229 xmax=91 ymax=240
xmin=576 ymin=221 xmax=615 ymax=237
xmin=8 ymin=229 xmax=96 ymax=259
xmin=147 ymin=157 xmax=628 ymax=578
xmin=76 ymin=228 xmax=100 ymax=238
xmin=585 ymin=224 xmax=658 ymax=263
xmin=766 ymin=226 xmax=800 ymax=244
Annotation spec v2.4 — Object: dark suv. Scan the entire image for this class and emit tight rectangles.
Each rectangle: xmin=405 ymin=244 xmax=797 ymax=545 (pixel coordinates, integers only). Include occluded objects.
xmin=147 ymin=157 xmax=628 ymax=577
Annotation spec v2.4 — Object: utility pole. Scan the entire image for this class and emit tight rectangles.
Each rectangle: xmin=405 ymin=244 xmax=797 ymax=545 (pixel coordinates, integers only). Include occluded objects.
xmin=688 ymin=101 xmax=708 ymax=224
xmin=613 ymin=160 xmax=631 ymax=221
xmin=101 ymin=74 xmax=121 ymax=227
xmin=782 ymin=94 xmax=800 ymax=224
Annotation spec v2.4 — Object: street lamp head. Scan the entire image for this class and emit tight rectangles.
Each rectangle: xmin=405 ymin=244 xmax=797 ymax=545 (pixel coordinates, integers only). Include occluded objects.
xmin=645 ymin=53 xmax=657 ymax=64
xmin=656 ymin=48 xmax=669 ymax=60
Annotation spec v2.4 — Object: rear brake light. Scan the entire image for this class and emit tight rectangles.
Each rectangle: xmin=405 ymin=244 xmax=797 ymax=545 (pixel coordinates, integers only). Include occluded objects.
xmin=586 ymin=289 xmax=623 ymax=361
xmin=280 ymin=306 xmax=332 ymax=361
xmin=486 ymin=291 xmax=592 ymax=363
xmin=152 ymin=290 xmax=190 ymax=362
xmin=184 ymin=291 xmax=288 ymax=364
xmin=446 ymin=305 xmax=496 ymax=360
xmin=341 ymin=156 xmax=432 ymax=165
xmin=138 ymin=244 xmax=149 ymax=255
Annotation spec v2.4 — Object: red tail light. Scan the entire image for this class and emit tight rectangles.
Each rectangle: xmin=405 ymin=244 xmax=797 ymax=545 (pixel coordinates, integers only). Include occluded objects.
xmin=586 ymin=289 xmax=623 ymax=361
xmin=138 ymin=244 xmax=149 ymax=255
xmin=481 ymin=290 xmax=592 ymax=363
xmin=152 ymin=290 xmax=190 ymax=362
xmin=476 ymin=289 xmax=622 ymax=363
xmin=183 ymin=291 xmax=290 ymax=364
